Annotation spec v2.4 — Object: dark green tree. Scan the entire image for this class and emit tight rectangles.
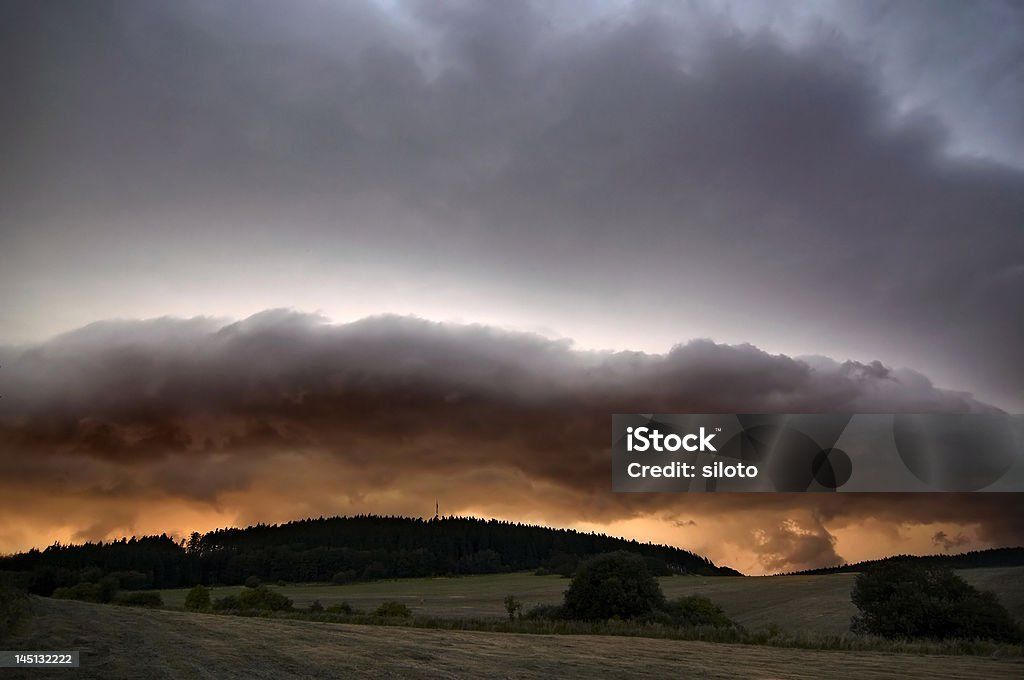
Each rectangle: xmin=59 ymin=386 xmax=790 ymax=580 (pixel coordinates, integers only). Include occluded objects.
xmin=562 ymin=551 xmax=665 ymax=620
xmin=184 ymin=585 xmax=211 ymax=612
xmin=851 ymin=562 xmax=1021 ymax=642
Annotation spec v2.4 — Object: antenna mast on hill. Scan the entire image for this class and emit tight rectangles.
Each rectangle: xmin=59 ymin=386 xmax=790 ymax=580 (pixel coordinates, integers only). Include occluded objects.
xmin=434 ymin=499 xmax=439 ymax=521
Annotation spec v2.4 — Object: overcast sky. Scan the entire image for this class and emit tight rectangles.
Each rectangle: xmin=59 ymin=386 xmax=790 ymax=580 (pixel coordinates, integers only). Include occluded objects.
xmin=0 ymin=1 xmax=1022 ymax=572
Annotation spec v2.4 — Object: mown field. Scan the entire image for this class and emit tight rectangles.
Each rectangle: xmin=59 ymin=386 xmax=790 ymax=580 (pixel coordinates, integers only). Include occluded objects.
xmin=158 ymin=566 xmax=1024 ymax=636
xmin=4 ymin=596 xmax=1023 ymax=680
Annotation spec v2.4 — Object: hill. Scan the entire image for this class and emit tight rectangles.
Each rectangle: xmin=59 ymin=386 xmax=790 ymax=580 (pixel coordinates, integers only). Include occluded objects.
xmin=785 ymin=547 xmax=1024 ymax=576
xmin=0 ymin=515 xmax=738 ymax=595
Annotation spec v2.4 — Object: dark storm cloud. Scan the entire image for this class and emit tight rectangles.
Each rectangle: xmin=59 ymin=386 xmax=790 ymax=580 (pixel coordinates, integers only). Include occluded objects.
xmin=2 ymin=311 xmax=1021 ymax=572
xmin=0 ymin=310 xmax=996 ymax=458
xmin=1 ymin=2 xmax=1022 ymax=569
xmin=0 ymin=1 xmax=1021 ymax=409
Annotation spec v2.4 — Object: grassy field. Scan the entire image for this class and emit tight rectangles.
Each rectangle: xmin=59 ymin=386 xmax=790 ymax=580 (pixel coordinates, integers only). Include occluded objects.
xmin=157 ymin=566 xmax=1024 ymax=636
xmin=4 ymin=597 xmax=1023 ymax=679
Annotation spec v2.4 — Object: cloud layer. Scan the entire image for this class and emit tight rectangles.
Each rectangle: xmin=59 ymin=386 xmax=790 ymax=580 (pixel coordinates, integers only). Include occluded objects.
xmin=1 ymin=311 xmax=1019 ymax=573
xmin=0 ymin=1 xmax=1021 ymax=409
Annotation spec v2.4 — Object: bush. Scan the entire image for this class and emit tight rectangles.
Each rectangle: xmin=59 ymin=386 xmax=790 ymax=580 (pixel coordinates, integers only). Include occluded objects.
xmin=52 ymin=582 xmax=109 ymax=603
xmin=374 ymin=601 xmax=412 ymax=618
xmin=244 ymin=575 xmax=262 ymax=589
xmin=115 ymin=591 xmax=163 ymax=607
xmin=524 ymin=604 xmax=564 ymax=620
xmin=212 ymin=595 xmax=240 ymax=612
xmin=563 ymin=552 xmax=665 ymax=621
xmin=325 ymin=602 xmax=354 ymax=615
xmin=851 ymin=562 xmax=1022 ymax=642
xmin=97 ymin=575 xmax=120 ymax=603
xmin=309 ymin=600 xmax=324 ymax=613
xmin=238 ymin=586 xmax=292 ymax=612
xmin=663 ymin=595 xmax=734 ymax=627
xmin=184 ymin=585 xmax=212 ymax=612
xmin=504 ymin=595 xmax=522 ymax=621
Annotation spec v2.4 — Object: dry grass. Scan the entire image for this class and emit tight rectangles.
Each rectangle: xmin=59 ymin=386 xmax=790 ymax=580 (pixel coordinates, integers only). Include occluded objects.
xmin=158 ymin=566 xmax=1024 ymax=636
xmin=5 ymin=597 xmax=1023 ymax=680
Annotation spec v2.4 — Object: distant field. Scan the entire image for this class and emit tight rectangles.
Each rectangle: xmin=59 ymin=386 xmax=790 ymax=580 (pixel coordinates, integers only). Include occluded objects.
xmin=5 ymin=597 xmax=1022 ymax=680
xmin=158 ymin=566 xmax=1024 ymax=636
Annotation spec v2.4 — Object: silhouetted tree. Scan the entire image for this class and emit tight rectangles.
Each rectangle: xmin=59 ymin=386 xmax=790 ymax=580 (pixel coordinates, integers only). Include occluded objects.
xmin=851 ymin=562 xmax=1021 ymax=642
xmin=563 ymin=552 xmax=665 ymax=620
xmin=184 ymin=585 xmax=211 ymax=612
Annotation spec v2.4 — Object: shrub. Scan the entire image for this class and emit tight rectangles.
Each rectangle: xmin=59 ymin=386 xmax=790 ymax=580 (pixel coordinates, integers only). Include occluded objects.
xmin=325 ymin=602 xmax=354 ymax=615
xmin=184 ymin=585 xmax=212 ymax=612
xmin=504 ymin=595 xmax=523 ymax=621
xmin=524 ymin=604 xmax=564 ymax=620
xmin=212 ymin=595 xmax=240 ymax=611
xmin=563 ymin=551 xmax=665 ymax=621
xmin=52 ymin=582 xmax=105 ymax=603
xmin=374 ymin=601 xmax=412 ymax=618
xmin=93 ymin=575 xmax=120 ymax=603
xmin=851 ymin=562 xmax=1022 ymax=642
xmin=238 ymin=586 xmax=292 ymax=612
xmin=309 ymin=600 xmax=324 ymax=613
xmin=244 ymin=575 xmax=262 ymax=589
xmin=115 ymin=591 xmax=163 ymax=608
xmin=663 ymin=595 xmax=734 ymax=627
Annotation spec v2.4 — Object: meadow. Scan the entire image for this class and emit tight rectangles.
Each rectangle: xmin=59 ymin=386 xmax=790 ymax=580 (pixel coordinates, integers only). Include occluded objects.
xmin=4 ymin=596 xmax=1023 ymax=680
xmin=157 ymin=566 xmax=1024 ymax=636
xmin=3 ymin=567 xmax=1021 ymax=678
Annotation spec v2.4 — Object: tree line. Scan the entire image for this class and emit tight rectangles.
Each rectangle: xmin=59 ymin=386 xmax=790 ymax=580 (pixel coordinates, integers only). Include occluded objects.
xmin=782 ymin=547 xmax=1024 ymax=576
xmin=0 ymin=515 xmax=739 ymax=595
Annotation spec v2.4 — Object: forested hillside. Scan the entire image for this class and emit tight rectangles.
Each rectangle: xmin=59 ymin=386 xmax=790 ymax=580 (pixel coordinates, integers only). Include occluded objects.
xmin=0 ymin=515 xmax=738 ymax=594
xmin=785 ymin=547 xmax=1024 ymax=575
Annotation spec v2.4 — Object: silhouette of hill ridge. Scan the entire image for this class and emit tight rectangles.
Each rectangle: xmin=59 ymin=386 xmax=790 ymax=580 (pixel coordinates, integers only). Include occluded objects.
xmin=0 ymin=514 xmax=741 ymax=594
xmin=781 ymin=547 xmax=1024 ymax=575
